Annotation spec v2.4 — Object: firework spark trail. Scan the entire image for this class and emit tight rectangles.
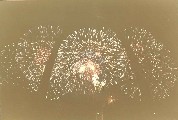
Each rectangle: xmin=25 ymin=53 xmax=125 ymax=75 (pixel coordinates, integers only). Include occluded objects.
xmin=124 ymin=27 xmax=178 ymax=100
xmin=47 ymin=28 xmax=141 ymax=100
xmin=0 ymin=25 xmax=62 ymax=92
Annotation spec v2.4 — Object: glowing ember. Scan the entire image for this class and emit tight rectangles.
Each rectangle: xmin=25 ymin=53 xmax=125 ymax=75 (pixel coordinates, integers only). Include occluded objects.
xmin=107 ymin=96 xmax=116 ymax=104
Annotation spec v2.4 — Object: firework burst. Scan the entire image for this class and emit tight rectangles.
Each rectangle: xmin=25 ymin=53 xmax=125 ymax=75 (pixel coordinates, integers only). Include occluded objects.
xmin=47 ymin=28 xmax=141 ymax=100
xmin=124 ymin=27 xmax=178 ymax=100
xmin=0 ymin=25 xmax=62 ymax=92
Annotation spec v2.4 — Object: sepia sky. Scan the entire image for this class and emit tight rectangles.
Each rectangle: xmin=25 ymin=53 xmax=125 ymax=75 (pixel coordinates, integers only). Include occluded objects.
xmin=1 ymin=0 xmax=178 ymax=120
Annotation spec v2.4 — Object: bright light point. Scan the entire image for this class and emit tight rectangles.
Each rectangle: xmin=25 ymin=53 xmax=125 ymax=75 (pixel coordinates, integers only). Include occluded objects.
xmin=95 ymin=52 xmax=101 ymax=56
xmin=87 ymin=62 xmax=95 ymax=71
xmin=79 ymin=65 xmax=86 ymax=73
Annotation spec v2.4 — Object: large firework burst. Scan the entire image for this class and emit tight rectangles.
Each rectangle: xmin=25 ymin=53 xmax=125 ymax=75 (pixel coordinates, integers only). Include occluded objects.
xmin=47 ymin=28 xmax=141 ymax=100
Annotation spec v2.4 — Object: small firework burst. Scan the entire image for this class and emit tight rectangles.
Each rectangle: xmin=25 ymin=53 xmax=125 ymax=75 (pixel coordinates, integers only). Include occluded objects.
xmin=107 ymin=95 xmax=116 ymax=104
xmin=124 ymin=27 xmax=178 ymax=100
xmin=0 ymin=25 xmax=62 ymax=92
